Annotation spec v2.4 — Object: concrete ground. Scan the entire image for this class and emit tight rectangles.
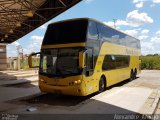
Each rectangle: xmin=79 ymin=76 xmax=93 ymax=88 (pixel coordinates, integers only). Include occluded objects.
xmin=0 ymin=70 xmax=39 ymax=102
xmin=0 ymin=70 xmax=160 ymax=120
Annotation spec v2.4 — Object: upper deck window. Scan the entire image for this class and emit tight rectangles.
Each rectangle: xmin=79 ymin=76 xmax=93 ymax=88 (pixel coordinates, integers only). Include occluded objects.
xmin=42 ymin=20 xmax=88 ymax=45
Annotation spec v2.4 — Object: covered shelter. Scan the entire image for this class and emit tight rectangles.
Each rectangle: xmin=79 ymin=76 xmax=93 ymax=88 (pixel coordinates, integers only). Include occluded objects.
xmin=0 ymin=0 xmax=81 ymax=70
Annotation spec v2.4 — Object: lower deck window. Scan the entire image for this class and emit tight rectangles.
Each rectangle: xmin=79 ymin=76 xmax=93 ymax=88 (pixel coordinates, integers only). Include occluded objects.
xmin=102 ymin=55 xmax=130 ymax=70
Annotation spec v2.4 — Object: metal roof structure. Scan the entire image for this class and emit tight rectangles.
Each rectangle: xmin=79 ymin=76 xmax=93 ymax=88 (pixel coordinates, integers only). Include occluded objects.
xmin=0 ymin=0 xmax=81 ymax=44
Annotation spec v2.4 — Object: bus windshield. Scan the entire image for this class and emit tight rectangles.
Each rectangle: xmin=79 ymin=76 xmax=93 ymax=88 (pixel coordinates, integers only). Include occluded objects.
xmin=39 ymin=48 xmax=83 ymax=77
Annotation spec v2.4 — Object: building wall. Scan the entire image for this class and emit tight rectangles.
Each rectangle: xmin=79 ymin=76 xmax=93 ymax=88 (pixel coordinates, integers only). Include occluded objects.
xmin=0 ymin=45 xmax=7 ymax=70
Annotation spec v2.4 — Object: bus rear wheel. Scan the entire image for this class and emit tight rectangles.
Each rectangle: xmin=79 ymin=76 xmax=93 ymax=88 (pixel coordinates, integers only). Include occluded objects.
xmin=130 ymin=71 xmax=134 ymax=81
xmin=99 ymin=77 xmax=106 ymax=93
xmin=133 ymin=69 xmax=137 ymax=79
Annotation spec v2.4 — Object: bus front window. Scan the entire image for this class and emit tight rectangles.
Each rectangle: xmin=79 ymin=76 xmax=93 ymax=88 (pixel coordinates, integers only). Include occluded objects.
xmin=40 ymin=48 xmax=83 ymax=77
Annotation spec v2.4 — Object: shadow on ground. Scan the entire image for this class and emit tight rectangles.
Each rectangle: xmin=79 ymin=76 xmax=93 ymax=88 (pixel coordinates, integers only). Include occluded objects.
xmin=13 ymin=97 xmax=151 ymax=120
xmin=7 ymin=77 xmax=139 ymax=107
xmin=2 ymin=75 xmax=151 ymax=120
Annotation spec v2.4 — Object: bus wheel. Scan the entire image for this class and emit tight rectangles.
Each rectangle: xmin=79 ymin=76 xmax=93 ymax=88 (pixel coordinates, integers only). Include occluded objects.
xmin=134 ymin=70 xmax=137 ymax=79
xmin=99 ymin=77 xmax=106 ymax=93
xmin=129 ymin=71 xmax=134 ymax=81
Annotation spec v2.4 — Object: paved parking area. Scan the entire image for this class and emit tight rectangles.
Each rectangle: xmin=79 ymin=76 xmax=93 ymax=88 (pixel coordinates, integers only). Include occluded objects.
xmin=0 ymin=70 xmax=160 ymax=119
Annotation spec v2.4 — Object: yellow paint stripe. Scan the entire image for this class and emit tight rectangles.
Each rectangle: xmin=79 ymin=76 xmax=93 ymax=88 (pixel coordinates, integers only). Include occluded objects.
xmin=41 ymin=42 xmax=86 ymax=49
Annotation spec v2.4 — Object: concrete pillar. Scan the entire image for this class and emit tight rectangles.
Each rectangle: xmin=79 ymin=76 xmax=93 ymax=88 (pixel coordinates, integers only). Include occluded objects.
xmin=0 ymin=45 xmax=7 ymax=71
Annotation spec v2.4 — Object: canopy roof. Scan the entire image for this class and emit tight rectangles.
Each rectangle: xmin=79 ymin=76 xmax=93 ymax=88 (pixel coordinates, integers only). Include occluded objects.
xmin=0 ymin=0 xmax=81 ymax=44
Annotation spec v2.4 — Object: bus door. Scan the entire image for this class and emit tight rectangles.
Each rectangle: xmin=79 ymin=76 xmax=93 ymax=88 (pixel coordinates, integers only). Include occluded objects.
xmin=84 ymin=48 xmax=97 ymax=94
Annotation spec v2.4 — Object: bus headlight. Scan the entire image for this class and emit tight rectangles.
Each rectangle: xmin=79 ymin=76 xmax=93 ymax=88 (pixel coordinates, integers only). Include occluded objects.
xmin=74 ymin=80 xmax=81 ymax=84
xmin=77 ymin=80 xmax=81 ymax=84
xmin=74 ymin=81 xmax=78 ymax=84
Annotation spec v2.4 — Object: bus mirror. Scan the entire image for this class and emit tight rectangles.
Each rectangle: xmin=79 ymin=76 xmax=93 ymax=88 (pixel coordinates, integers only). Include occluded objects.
xmin=28 ymin=52 xmax=40 ymax=68
xmin=28 ymin=54 xmax=33 ymax=68
xmin=79 ymin=51 xmax=85 ymax=69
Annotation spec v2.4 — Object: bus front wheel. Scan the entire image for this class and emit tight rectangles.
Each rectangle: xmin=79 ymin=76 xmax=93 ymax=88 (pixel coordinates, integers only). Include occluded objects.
xmin=99 ymin=77 xmax=106 ymax=93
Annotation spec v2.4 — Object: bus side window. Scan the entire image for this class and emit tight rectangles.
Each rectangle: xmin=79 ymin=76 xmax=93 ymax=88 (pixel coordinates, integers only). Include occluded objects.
xmin=88 ymin=21 xmax=98 ymax=40
xmin=115 ymin=56 xmax=130 ymax=68
xmin=85 ymin=49 xmax=93 ymax=76
xmin=102 ymin=55 xmax=116 ymax=70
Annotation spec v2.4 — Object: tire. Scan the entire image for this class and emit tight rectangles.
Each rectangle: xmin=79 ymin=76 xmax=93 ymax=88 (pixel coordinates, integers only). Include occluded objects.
xmin=129 ymin=71 xmax=134 ymax=81
xmin=99 ymin=77 xmax=106 ymax=92
xmin=133 ymin=70 xmax=137 ymax=79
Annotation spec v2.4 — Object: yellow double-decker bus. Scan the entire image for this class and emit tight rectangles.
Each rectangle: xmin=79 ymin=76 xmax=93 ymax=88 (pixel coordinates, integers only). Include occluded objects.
xmin=29 ymin=18 xmax=141 ymax=96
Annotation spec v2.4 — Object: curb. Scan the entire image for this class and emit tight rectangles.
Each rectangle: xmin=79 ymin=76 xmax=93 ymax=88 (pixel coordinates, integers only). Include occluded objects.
xmin=139 ymin=89 xmax=160 ymax=115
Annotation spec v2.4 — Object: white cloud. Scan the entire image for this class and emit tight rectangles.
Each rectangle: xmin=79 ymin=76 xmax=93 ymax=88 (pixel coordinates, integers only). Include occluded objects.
xmin=132 ymin=0 xmax=145 ymax=8
xmin=39 ymin=25 xmax=46 ymax=30
xmin=135 ymin=2 xmax=144 ymax=8
xmin=13 ymin=41 xmax=20 ymax=46
xmin=7 ymin=41 xmax=20 ymax=57
xmin=104 ymin=10 xmax=153 ymax=28
xmin=141 ymin=29 xmax=149 ymax=34
xmin=150 ymin=0 xmax=160 ymax=7
xmin=151 ymin=37 xmax=160 ymax=44
xmin=122 ymin=28 xmax=150 ymax=42
xmin=133 ymin=0 xmax=144 ymax=3
xmin=126 ymin=10 xmax=153 ymax=27
xmin=133 ymin=0 xmax=160 ymax=8
xmin=156 ymin=30 xmax=160 ymax=36
xmin=103 ymin=20 xmax=129 ymax=28
xmin=39 ymin=21 xmax=51 ymax=30
xmin=123 ymin=29 xmax=139 ymax=37
xmin=153 ymin=0 xmax=160 ymax=3
xmin=84 ymin=0 xmax=94 ymax=3
xmin=31 ymin=36 xmax=43 ymax=41
xmin=151 ymin=31 xmax=160 ymax=44
xmin=28 ymin=35 xmax=44 ymax=53
xmin=141 ymin=41 xmax=154 ymax=55
xmin=7 ymin=35 xmax=44 ymax=57
xmin=138 ymin=35 xmax=149 ymax=40
xmin=141 ymin=30 xmax=160 ymax=55
xmin=103 ymin=21 xmax=114 ymax=27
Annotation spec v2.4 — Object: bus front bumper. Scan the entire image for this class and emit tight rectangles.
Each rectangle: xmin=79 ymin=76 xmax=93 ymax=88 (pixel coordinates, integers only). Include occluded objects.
xmin=39 ymin=81 xmax=87 ymax=96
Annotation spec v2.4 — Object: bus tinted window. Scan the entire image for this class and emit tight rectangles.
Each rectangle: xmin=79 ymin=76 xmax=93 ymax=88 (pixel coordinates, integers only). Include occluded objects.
xmin=102 ymin=55 xmax=116 ymax=70
xmin=102 ymin=55 xmax=130 ymax=70
xmin=88 ymin=21 xmax=98 ymax=40
xmin=115 ymin=55 xmax=130 ymax=68
xmin=43 ymin=20 xmax=88 ymax=45
xmin=99 ymin=25 xmax=126 ymax=45
xmin=96 ymin=21 xmax=140 ymax=49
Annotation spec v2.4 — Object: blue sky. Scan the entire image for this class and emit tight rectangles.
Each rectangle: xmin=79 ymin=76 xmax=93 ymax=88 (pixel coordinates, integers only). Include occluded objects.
xmin=7 ymin=0 xmax=160 ymax=56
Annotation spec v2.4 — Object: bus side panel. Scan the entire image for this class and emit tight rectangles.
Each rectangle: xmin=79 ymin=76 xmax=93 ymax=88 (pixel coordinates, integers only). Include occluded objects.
xmin=129 ymin=56 xmax=141 ymax=75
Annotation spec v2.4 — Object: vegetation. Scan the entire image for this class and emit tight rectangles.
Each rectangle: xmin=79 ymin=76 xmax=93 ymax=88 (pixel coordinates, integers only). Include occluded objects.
xmin=20 ymin=58 xmax=39 ymax=70
xmin=141 ymin=55 xmax=160 ymax=70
